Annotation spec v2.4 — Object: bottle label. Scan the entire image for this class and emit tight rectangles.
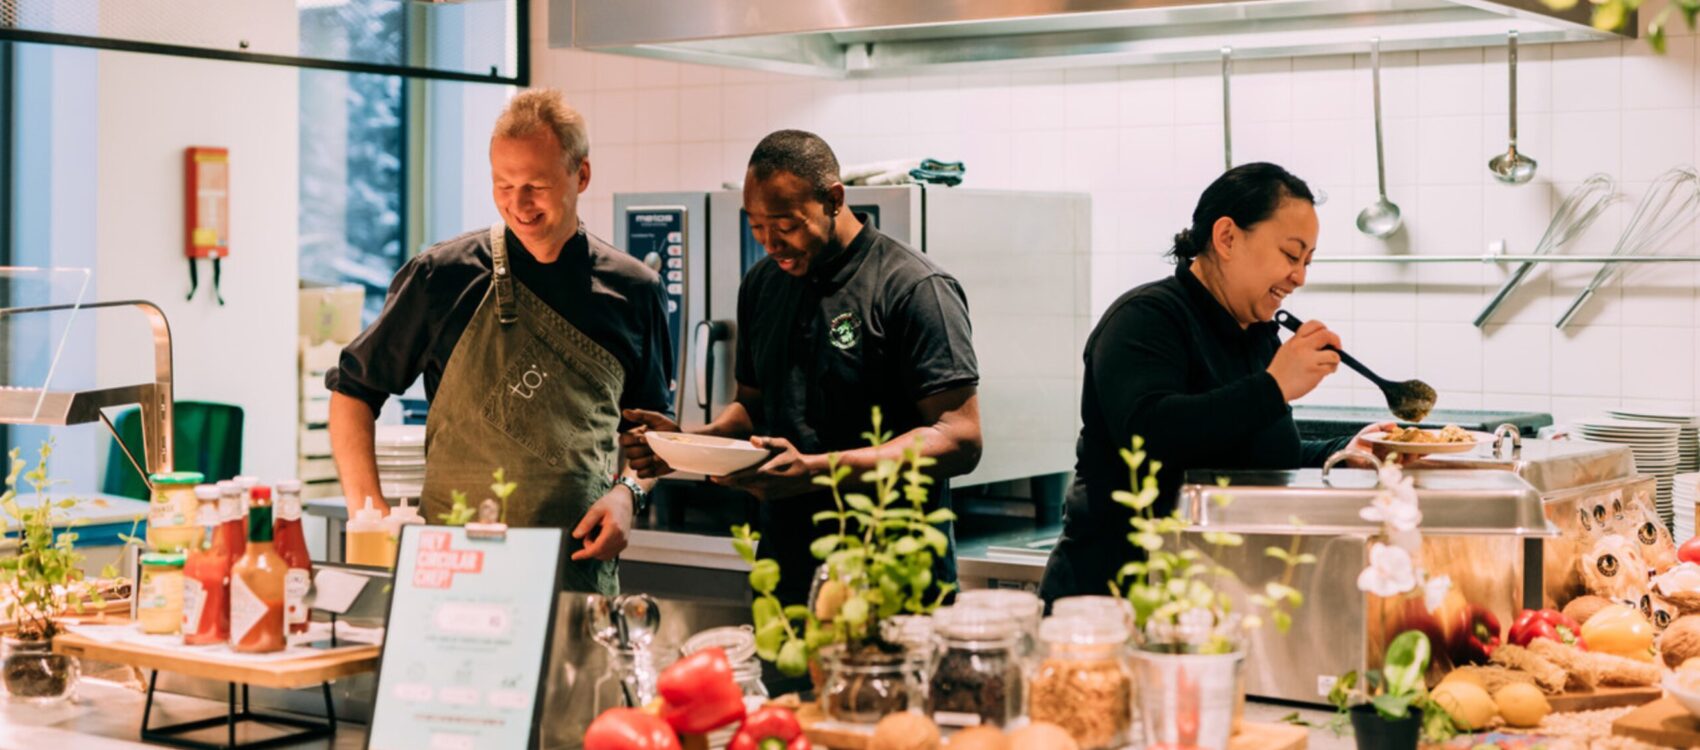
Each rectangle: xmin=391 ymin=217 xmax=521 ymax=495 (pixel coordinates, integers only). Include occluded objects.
xmin=278 ymin=496 xmax=302 ymax=522
xmin=183 ymin=578 xmax=205 ymax=633
xmin=230 ymin=574 xmax=265 ymax=643
xmin=285 ymin=569 xmax=310 ymax=625
xmin=219 ymin=497 xmax=240 ymax=523
xmin=140 ymin=575 xmax=168 ymax=611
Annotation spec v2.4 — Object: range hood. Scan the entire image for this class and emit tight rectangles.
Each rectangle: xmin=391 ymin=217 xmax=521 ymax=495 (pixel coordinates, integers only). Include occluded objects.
xmin=550 ymin=0 xmax=1626 ymax=78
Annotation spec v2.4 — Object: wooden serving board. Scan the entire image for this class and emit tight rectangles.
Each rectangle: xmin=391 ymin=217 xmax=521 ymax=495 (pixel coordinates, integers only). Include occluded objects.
xmin=1611 ymin=696 xmax=1700 ymax=747
xmin=52 ymin=629 xmax=379 ymax=690
xmin=1548 ymin=685 xmax=1665 ymax=713
xmin=793 ymin=702 xmax=1307 ymax=750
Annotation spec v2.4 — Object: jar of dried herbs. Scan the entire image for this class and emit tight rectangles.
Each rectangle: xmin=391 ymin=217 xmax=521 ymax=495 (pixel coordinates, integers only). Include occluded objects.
xmin=927 ymin=605 xmax=1023 ymax=728
xmin=1030 ymin=613 xmax=1134 ymax=749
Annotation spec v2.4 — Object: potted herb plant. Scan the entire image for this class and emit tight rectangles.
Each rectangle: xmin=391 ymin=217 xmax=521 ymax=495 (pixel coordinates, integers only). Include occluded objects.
xmin=0 ymin=444 xmax=116 ymax=703
xmin=1327 ymin=629 xmax=1456 ymax=750
xmin=1111 ymin=436 xmax=1317 ymax=750
xmin=729 ymin=408 xmax=954 ymax=725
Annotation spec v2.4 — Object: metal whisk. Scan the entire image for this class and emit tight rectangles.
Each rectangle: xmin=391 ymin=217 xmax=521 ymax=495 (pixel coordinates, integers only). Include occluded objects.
xmin=1473 ymin=174 xmax=1620 ymax=328
xmin=1556 ymin=167 xmax=1700 ymax=330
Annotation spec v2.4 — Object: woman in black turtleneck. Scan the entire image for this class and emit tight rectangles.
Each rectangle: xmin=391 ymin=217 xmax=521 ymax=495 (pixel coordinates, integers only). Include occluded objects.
xmin=1041 ymin=163 xmax=1388 ymax=604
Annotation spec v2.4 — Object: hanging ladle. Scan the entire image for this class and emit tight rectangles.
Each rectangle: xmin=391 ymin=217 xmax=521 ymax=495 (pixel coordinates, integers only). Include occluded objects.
xmin=1356 ymin=38 xmax=1404 ymax=239
xmin=1488 ymin=31 xmax=1538 ymax=185
xmin=1274 ymin=310 xmax=1437 ymax=422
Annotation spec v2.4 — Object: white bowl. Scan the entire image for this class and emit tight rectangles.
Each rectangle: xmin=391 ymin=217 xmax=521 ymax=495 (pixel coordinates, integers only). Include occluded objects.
xmin=644 ymin=432 xmax=770 ymax=476
xmin=1665 ymin=672 xmax=1700 ymax=718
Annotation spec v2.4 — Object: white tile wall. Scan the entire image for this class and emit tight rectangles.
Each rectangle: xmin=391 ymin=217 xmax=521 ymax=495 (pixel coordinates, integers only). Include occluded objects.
xmin=535 ymin=3 xmax=1700 ymax=424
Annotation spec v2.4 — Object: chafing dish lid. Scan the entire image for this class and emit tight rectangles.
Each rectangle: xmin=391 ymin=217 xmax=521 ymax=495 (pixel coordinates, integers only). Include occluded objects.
xmin=1179 ymin=467 xmax=1552 ymax=536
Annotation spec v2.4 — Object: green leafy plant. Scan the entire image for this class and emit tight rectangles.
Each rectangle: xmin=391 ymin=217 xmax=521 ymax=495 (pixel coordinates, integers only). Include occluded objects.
xmin=1327 ymin=629 xmax=1458 ymax=743
xmin=0 ymin=444 xmax=119 ymax=642
xmin=730 ymin=407 xmax=955 ymax=677
xmin=1538 ymin=0 xmax=1698 ymax=52
xmin=434 ymin=468 xmax=515 ymax=526
xmin=1109 ymin=436 xmax=1315 ymax=653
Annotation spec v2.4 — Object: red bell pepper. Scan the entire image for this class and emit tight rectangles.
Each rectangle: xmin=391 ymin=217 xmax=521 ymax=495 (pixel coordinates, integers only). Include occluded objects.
xmin=1449 ymin=604 xmax=1502 ymax=665
xmin=657 ymin=647 xmax=747 ymax=734
xmin=584 ymin=708 xmax=682 ymax=750
xmin=729 ymin=706 xmax=812 ymax=750
xmin=1509 ymin=609 xmax=1586 ymax=650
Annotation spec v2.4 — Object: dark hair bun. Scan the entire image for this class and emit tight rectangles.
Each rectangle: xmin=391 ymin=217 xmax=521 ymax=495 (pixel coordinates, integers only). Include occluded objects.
xmin=1172 ymin=228 xmax=1200 ymax=260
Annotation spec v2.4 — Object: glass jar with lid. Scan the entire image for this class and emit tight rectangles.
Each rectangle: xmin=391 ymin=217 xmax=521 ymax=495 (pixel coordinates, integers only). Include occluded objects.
xmin=955 ymin=588 xmax=1043 ymax=657
xmin=682 ymin=625 xmax=768 ymax=700
xmin=137 ymin=552 xmax=187 ymax=635
xmin=1031 ymin=613 xmax=1135 ymax=749
xmin=1052 ymin=595 xmax=1137 ymax=644
xmin=927 ymin=604 xmax=1023 ymax=729
xmin=147 ymin=471 xmax=206 ymax=552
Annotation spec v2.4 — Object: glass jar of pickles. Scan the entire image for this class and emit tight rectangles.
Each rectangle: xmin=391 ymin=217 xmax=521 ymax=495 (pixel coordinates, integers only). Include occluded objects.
xmin=147 ymin=471 xmax=206 ymax=552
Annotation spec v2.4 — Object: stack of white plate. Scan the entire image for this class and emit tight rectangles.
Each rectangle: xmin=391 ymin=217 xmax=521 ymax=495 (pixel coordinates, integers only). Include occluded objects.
xmin=1609 ymin=408 xmax=1700 ymax=474
xmin=1676 ymin=472 xmax=1700 ymax=542
xmin=375 ymin=425 xmax=425 ymax=501
xmin=1577 ymin=417 xmax=1683 ymax=527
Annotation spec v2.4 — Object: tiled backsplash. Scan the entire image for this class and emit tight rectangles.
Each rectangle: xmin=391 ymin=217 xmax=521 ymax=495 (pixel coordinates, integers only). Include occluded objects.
xmin=532 ymin=3 xmax=1700 ymax=424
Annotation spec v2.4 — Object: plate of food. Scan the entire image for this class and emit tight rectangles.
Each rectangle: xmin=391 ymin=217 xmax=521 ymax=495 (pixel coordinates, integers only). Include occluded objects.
xmin=1363 ymin=424 xmax=1494 ymax=454
xmin=644 ymin=431 xmax=772 ymax=476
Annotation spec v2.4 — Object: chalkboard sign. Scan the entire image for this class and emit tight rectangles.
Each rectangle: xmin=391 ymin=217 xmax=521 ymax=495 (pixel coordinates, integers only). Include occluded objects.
xmin=367 ymin=526 xmax=564 ymax=750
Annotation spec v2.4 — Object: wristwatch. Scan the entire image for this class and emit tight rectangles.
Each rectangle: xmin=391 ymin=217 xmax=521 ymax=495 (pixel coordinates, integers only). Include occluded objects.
xmin=616 ymin=475 xmax=650 ymax=517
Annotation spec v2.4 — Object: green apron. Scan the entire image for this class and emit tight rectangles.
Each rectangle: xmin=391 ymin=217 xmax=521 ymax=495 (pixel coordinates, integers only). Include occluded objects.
xmin=422 ymin=223 xmax=625 ymax=596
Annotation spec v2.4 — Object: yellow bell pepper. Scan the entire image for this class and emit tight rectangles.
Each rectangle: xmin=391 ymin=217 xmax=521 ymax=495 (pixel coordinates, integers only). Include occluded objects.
xmin=1579 ymin=603 xmax=1657 ymax=662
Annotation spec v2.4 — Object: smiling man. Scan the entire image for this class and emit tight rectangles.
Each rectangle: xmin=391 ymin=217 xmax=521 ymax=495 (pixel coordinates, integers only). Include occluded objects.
xmin=326 ymin=89 xmax=673 ymax=595
xmin=620 ymin=129 xmax=983 ymax=603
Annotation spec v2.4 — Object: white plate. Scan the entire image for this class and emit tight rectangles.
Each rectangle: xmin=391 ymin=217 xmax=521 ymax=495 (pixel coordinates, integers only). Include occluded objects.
xmin=1363 ymin=430 xmax=1494 ymax=455
xmin=644 ymin=432 xmax=772 ymax=476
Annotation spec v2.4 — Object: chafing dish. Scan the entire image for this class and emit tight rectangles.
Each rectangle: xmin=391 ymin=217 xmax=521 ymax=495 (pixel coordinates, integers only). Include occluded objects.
xmin=1178 ymin=466 xmax=1553 ymax=705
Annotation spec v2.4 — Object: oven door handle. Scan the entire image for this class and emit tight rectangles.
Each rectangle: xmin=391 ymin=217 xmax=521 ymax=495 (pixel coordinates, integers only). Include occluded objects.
xmin=694 ymin=320 xmax=732 ymax=411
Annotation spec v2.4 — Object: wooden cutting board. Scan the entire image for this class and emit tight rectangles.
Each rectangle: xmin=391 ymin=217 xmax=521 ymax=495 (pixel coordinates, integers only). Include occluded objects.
xmin=793 ymin=703 xmax=1307 ymax=750
xmin=1548 ymin=685 xmax=1664 ymax=713
xmin=1611 ymin=696 xmax=1700 ymax=747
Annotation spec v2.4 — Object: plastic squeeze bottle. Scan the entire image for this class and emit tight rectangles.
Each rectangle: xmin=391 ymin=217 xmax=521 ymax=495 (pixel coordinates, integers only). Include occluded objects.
xmin=345 ymin=497 xmax=390 ymax=568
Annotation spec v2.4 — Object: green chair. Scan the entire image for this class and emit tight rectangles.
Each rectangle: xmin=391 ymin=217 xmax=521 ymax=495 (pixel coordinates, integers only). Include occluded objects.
xmin=101 ymin=401 xmax=244 ymax=499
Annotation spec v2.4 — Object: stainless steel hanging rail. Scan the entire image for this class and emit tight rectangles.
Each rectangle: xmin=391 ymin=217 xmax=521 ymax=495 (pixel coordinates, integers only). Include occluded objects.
xmin=1310 ymin=254 xmax=1700 ymax=264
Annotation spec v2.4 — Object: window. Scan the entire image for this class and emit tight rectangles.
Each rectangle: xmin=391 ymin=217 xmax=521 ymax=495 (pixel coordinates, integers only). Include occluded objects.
xmin=298 ymin=1 xmax=408 ymax=325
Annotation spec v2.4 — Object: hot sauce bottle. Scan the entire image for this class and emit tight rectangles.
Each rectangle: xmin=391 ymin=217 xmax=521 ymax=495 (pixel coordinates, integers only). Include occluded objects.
xmin=273 ymin=479 xmax=314 ymax=635
xmin=183 ymin=484 xmax=230 ymax=645
xmin=217 ymin=480 xmax=247 ymax=559
xmin=229 ymin=486 xmax=286 ymax=653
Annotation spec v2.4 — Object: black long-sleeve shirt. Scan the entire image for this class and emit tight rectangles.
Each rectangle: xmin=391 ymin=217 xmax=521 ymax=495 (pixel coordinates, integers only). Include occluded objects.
xmin=1064 ymin=262 xmax=1349 ymax=541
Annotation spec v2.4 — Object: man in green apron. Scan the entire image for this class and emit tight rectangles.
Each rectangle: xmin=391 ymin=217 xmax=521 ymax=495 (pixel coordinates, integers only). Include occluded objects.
xmin=327 ymin=89 xmax=675 ymax=596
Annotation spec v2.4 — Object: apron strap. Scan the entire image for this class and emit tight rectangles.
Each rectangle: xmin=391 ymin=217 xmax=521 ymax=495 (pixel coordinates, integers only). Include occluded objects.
xmin=489 ymin=223 xmax=519 ymax=326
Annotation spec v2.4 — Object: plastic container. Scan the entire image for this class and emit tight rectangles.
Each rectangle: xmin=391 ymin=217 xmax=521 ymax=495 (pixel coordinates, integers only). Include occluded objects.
xmin=273 ymin=480 xmax=313 ymax=635
xmin=146 ymin=471 xmax=205 ymax=552
xmin=345 ymin=497 xmax=390 ymax=567
xmin=138 ymin=552 xmax=187 ymax=635
xmin=381 ymin=497 xmax=424 ymax=561
xmin=928 ymin=604 xmax=1023 ymax=728
xmin=1032 ymin=613 xmax=1135 ymax=749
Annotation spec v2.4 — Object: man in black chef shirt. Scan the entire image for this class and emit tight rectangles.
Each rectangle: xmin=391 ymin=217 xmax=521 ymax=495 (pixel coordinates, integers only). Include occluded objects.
xmin=620 ymin=129 xmax=983 ymax=604
xmin=327 ymin=89 xmax=673 ymax=590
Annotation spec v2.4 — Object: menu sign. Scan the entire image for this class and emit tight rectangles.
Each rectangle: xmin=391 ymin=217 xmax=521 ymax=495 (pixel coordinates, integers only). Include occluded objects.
xmin=367 ymin=526 xmax=564 ymax=750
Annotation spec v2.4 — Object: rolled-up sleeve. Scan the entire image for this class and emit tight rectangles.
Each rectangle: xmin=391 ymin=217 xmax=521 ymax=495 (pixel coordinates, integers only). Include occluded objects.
xmin=324 ymin=257 xmax=435 ymax=414
xmin=1091 ymin=299 xmax=1290 ymax=470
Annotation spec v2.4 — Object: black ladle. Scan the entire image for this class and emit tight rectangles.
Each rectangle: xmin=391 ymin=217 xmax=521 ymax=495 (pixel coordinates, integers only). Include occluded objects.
xmin=1273 ymin=310 xmax=1436 ymax=422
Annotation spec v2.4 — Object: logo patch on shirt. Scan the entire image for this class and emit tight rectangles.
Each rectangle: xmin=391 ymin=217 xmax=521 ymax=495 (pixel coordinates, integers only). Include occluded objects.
xmin=828 ymin=312 xmax=861 ymax=350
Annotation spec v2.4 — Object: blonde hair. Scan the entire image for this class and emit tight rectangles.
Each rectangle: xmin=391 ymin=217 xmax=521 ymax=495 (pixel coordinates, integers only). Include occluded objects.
xmin=492 ymin=88 xmax=589 ymax=171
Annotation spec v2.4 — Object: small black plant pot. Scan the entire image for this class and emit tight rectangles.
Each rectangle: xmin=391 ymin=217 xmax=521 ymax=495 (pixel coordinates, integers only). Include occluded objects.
xmin=1349 ymin=703 xmax=1422 ymax=750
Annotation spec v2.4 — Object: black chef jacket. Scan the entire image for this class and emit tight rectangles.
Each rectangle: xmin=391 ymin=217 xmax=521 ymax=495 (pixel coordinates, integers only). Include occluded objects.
xmin=326 ymin=227 xmax=676 ymax=423
xmin=1040 ymin=262 xmax=1350 ymax=603
xmin=736 ymin=216 xmax=978 ymax=603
